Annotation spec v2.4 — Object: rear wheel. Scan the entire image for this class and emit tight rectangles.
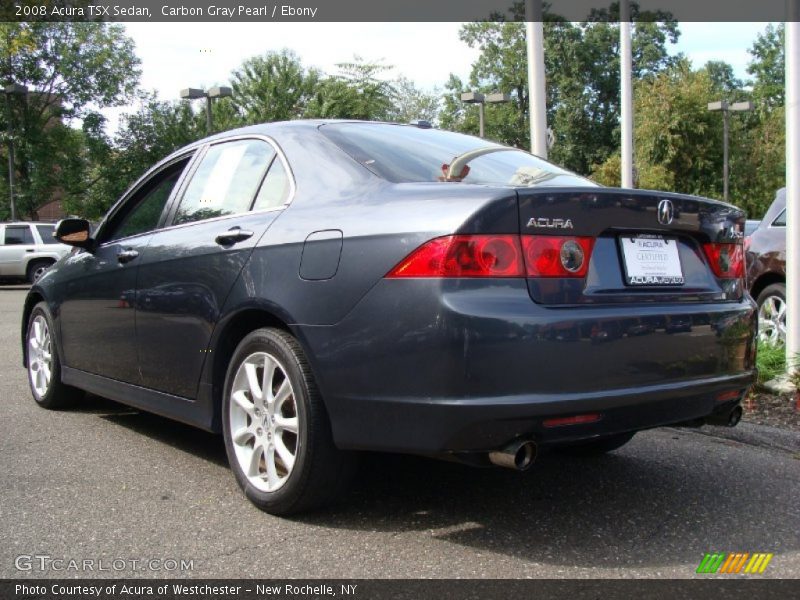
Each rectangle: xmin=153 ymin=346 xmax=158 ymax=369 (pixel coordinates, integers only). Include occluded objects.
xmin=26 ymin=260 xmax=54 ymax=284
xmin=26 ymin=302 xmax=83 ymax=409
xmin=556 ymin=431 xmax=636 ymax=456
xmin=222 ymin=327 xmax=356 ymax=515
xmin=756 ymin=283 xmax=786 ymax=345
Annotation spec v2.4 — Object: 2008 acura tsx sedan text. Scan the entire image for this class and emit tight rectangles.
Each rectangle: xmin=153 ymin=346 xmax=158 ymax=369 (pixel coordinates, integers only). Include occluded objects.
xmin=22 ymin=121 xmax=757 ymax=515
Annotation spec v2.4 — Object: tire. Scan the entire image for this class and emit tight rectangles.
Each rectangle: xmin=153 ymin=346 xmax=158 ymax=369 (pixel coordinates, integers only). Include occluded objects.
xmin=26 ymin=302 xmax=83 ymax=409
xmin=756 ymin=283 xmax=786 ymax=346
xmin=26 ymin=259 xmax=54 ymax=284
xmin=556 ymin=431 xmax=636 ymax=456
xmin=222 ymin=327 xmax=356 ymax=515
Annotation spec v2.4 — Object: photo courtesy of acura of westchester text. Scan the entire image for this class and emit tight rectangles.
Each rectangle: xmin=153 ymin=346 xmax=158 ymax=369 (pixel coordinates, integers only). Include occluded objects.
xmin=0 ymin=0 xmax=798 ymax=595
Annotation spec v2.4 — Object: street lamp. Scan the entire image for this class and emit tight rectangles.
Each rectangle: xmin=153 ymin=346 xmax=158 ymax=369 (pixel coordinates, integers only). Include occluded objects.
xmin=180 ymin=86 xmax=232 ymax=133
xmin=460 ymin=91 xmax=511 ymax=138
xmin=3 ymin=83 xmax=28 ymax=221
xmin=707 ymin=100 xmax=753 ymax=203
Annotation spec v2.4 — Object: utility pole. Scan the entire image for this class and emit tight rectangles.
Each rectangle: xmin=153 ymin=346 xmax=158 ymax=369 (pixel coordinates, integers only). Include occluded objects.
xmin=786 ymin=0 xmax=799 ymax=377
xmin=620 ymin=0 xmax=633 ymax=188
xmin=525 ymin=0 xmax=548 ymax=158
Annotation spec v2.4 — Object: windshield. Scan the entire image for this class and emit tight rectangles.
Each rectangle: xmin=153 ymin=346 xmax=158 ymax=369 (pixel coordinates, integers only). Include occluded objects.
xmin=320 ymin=123 xmax=597 ymax=188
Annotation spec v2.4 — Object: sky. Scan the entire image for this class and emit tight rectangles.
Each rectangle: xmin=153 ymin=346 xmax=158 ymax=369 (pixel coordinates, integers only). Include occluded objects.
xmin=101 ymin=21 xmax=775 ymax=134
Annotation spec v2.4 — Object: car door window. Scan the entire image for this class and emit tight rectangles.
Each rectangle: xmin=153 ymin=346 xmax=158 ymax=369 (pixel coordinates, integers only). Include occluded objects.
xmin=173 ymin=140 xmax=275 ymax=225
xmin=252 ymin=157 xmax=291 ymax=211
xmin=4 ymin=225 xmax=34 ymax=245
xmin=105 ymin=160 xmax=189 ymax=243
xmin=36 ymin=225 xmax=58 ymax=244
xmin=773 ymin=209 xmax=786 ymax=227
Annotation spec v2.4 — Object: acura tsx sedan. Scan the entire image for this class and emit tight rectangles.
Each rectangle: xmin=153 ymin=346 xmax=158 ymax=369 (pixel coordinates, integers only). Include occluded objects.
xmin=22 ymin=121 xmax=757 ymax=514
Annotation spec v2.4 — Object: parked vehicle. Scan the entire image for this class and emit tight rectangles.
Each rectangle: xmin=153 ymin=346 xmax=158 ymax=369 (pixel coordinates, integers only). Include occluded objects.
xmin=746 ymin=188 xmax=787 ymax=345
xmin=0 ymin=222 xmax=72 ymax=283
xmin=744 ymin=219 xmax=761 ymax=237
xmin=21 ymin=121 xmax=757 ymax=514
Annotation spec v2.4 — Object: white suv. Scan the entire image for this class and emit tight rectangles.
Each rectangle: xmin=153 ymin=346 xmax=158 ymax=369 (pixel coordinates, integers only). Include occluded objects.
xmin=0 ymin=222 xmax=72 ymax=283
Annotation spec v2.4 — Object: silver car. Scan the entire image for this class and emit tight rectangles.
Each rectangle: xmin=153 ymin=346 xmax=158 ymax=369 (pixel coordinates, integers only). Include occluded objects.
xmin=0 ymin=222 xmax=72 ymax=283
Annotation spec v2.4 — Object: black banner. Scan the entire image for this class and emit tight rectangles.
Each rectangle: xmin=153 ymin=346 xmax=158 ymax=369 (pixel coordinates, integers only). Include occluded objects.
xmin=1 ymin=0 xmax=797 ymax=23
xmin=3 ymin=579 xmax=797 ymax=600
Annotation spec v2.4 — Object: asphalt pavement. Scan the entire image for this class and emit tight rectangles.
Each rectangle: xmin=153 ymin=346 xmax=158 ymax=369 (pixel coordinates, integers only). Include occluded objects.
xmin=1 ymin=286 xmax=799 ymax=579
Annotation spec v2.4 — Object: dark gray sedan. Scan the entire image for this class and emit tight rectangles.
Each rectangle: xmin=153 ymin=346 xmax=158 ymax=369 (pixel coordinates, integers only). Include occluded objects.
xmin=21 ymin=121 xmax=757 ymax=514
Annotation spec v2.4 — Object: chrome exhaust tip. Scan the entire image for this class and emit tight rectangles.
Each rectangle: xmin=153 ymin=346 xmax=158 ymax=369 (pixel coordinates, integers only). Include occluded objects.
xmin=488 ymin=440 xmax=537 ymax=471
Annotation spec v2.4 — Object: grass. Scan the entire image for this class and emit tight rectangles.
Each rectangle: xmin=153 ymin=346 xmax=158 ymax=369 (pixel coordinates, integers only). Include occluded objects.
xmin=756 ymin=341 xmax=786 ymax=387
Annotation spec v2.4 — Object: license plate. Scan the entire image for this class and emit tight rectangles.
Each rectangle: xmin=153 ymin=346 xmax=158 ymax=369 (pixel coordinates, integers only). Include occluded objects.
xmin=619 ymin=235 xmax=684 ymax=286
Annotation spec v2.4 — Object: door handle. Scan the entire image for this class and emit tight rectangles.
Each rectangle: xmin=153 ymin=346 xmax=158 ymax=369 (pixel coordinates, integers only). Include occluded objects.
xmin=25 ymin=249 xmax=34 ymax=253
xmin=215 ymin=227 xmax=254 ymax=246
xmin=117 ymin=249 xmax=139 ymax=264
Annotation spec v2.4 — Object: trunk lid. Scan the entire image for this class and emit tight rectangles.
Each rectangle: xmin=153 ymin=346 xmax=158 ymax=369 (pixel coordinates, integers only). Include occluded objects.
xmin=516 ymin=187 xmax=746 ymax=305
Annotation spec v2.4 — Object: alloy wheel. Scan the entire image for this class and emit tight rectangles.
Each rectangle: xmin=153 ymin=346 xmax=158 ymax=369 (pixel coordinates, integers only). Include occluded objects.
xmin=28 ymin=315 xmax=53 ymax=398
xmin=229 ymin=352 xmax=300 ymax=492
xmin=758 ymin=294 xmax=786 ymax=345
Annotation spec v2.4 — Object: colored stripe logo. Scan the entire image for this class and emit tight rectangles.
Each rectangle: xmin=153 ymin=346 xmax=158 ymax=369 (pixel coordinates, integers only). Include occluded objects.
xmin=696 ymin=552 xmax=773 ymax=574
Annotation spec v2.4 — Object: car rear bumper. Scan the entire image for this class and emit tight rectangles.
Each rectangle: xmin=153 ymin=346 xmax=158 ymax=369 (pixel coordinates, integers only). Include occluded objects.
xmin=322 ymin=373 xmax=753 ymax=453
xmin=297 ymin=279 xmax=757 ymax=454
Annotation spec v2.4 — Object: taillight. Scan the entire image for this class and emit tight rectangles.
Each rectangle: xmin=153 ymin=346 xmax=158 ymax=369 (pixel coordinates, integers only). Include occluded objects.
xmin=703 ymin=243 xmax=744 ymax=279
xmin=386 ymin=234 xmax=595 ymax=279
xmin=521 ymin=236 xmax=595 ymax=278
xmin=386 ymin=235 xmax=525 ymax=278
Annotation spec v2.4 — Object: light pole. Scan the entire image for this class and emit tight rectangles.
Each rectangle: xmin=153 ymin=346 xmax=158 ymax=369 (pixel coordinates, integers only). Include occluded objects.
xmin=180 ymin=86 xmax=232 ymax=133
xmin=707 ymin=100 xmax=753 ymax=203
xmin=460 ymin=92 xmax=511 ymax=138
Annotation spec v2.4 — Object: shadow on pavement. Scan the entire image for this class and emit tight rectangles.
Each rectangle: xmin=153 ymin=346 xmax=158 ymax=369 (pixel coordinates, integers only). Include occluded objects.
xmin=72 ymin=395 xmax=800 ymax=570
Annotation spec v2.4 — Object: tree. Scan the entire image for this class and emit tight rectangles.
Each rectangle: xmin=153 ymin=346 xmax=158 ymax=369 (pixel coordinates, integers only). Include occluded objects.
xmin=231 ymin=49 xmax=321 ymax=125
xmin=444 ymin=2 xmax=679 ymax=174
xmin=747 ymin=24 xmax=784 ymax=113
xmin=388 ymin=77 xmax=440 ymax=125
xmin=306 ymin=57 xmax=396 ymax=121
xmin=592 ymin=60 xmax=723 ymax=196
xmin=0 ymin=23 xmax=140 ymax=219
xmin=81 ymin=93 xmax=203 ymax=218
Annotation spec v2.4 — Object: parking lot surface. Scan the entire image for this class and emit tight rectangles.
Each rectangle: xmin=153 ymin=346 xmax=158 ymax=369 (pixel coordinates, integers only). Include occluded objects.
xmin=1 ymin=287 xmax=799 ymax=578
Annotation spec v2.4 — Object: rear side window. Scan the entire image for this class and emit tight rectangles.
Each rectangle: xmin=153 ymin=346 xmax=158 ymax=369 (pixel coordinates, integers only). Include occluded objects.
xmin=4 ymin=225 xmax=34 ymax=245
xmin=174 ymin=140 xmax=275 ymax=225
xmin=320 ymin=123 xmax=596 ymax=187
xmin=252 ymin=158 xmax=291 ymax=211
xmin=773 ymin=209 xmax=786 ymax=226
xmin=36 ymin=225 xmax=58 ymax=244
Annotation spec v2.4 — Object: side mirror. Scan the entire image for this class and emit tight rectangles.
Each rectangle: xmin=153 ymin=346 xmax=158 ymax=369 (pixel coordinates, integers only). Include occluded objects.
xmin=55 ymin=218 xmax=93 ymax=249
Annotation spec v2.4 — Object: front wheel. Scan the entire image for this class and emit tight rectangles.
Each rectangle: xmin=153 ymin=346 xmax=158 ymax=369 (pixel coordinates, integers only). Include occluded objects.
xmin=222 ymin=327 xmax=356 ymax=515
xmin=556 ymin=431 xmax=636 ymax=456
xmin=26 ymin=302 xmax=83 ymax=409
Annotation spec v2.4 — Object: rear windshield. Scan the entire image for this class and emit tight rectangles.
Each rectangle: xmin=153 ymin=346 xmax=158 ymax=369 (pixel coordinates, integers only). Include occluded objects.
xmin=320 ymin=123 xmax=597 ymax=187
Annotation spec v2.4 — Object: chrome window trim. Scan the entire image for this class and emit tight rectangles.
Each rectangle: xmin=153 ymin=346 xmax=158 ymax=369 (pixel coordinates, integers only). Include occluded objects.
xmin=155 ymin=134 xmax=297 ymax=235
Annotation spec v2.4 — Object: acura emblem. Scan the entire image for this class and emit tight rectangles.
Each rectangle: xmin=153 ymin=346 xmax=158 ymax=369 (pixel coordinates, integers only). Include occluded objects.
xmin=657 ymin=199 xmax=675 ymax=225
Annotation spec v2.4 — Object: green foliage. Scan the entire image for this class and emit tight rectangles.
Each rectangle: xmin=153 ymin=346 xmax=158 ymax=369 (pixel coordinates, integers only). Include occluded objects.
xmin=748 ymin=24 xmax=784 ymax=112
xmin=387 ymin=77 xmax=441 ymax=125
xmin=0 ymin=22 xmax=140 ymax=219
xmin=632 ymin=60 xmax=723 ymax=196
xmin=444 ymin=6 xmax=679 ymax=173
xmin=757 ymin=341 xmax=785 ymax=387
xmin=231 ymin=49 xmax=320 ymax=124
xmin=306 ymin=57 xmax=396 ymax=120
